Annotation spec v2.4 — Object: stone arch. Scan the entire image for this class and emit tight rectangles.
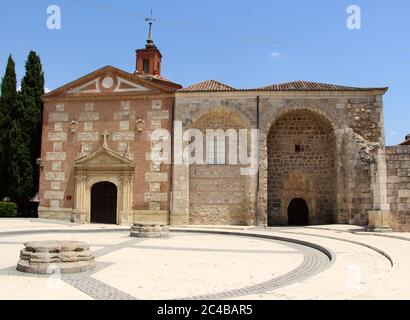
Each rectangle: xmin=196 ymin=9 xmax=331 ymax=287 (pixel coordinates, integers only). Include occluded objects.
xmin=261 ymin=105 xmax=339 ymax=140
xmin=188 ymin=109 xmax=256 ymax=226
xmin=263 ymin=109 xmax=337 ymax=226
xmin=187 ymin=106 xmax=252 ymax=130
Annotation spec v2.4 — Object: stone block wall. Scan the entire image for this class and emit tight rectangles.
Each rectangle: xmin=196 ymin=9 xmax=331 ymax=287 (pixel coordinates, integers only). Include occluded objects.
xmin=386 ymin=145 xmax=410 ymax=231
xmin=39 ymin=96 xmax=174 ymax=223
xmin=175 ymin=91 xmax=386 ymax=227
xmin=267 ymin=111 xmax=336 ymax=225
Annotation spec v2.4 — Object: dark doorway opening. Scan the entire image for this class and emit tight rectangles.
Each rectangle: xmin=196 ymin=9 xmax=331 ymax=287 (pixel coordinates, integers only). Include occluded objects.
xmin=288 ymin=198 xmax=309 ymax=226
xmin=91 ymin=182 xmax=117 ymax=224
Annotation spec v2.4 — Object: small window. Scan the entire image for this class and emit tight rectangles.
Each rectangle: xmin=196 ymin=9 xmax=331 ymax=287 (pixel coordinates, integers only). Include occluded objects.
xmin=295 ymin=145 xmax=302 ymax=153
xmin=143 ymin=59 xmax=150 ymax=73
xmin=208 ymin=136 xmax=226 ymax=165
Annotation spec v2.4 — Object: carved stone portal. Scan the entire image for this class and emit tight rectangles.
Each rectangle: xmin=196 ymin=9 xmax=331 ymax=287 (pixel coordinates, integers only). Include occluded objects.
xmin=73 ymin=146 xmax=136 ymax=225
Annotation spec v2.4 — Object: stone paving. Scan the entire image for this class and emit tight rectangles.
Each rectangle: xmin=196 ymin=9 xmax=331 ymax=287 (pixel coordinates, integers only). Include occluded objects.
xmin=0 ymin=219 xmax=409 ymax=300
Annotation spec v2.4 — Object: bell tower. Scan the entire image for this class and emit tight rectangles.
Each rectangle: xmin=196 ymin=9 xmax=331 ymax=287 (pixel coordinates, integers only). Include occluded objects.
xmin=135 ymin=11 xmax=162 ymax=76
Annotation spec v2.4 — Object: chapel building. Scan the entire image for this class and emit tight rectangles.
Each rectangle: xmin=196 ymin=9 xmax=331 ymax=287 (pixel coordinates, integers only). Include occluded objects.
xmin=39 ymin=36 xmax=410 ymax=232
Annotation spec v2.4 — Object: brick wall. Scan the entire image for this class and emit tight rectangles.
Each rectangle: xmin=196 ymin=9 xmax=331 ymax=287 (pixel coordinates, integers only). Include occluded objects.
xmin=39 ymin=96 xmax=174 ymax=217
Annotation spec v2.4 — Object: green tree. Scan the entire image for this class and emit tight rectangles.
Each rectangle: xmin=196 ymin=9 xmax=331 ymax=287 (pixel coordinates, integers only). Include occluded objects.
xmin=20 ymin=51 xmax=45 ymax=197
xmin=8 ymin=111 xmax=34 ymax=202
xmin=0 ymin=55 xmax=18 ymax=199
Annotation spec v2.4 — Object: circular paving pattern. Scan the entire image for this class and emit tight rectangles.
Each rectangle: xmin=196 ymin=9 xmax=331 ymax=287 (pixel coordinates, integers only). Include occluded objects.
xmin=0 ymin=230 xmax=332 ymax=300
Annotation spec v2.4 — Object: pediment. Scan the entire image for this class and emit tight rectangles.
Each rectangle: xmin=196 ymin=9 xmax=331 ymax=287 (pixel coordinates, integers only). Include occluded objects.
xmin=45 ymin=66 xmax=167 ymax=98
xmin=75 ymin=147 xmax=135 ymax=169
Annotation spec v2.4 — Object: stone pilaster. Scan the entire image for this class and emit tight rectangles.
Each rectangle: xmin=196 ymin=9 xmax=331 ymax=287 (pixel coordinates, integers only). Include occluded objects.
xmin=72 ymin=175 xmax=87 ymax=223
xmin=368 ymin=148 xmax=392 ymax=232
xmin=119 ymin=175 xmax=133 ymax=226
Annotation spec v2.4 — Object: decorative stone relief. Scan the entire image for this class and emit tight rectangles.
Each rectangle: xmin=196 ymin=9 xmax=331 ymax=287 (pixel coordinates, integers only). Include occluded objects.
xmin=136 ymin=119 xmax=145 ymax=132
xmin=69 ymin=120 xmax=79 ymax=133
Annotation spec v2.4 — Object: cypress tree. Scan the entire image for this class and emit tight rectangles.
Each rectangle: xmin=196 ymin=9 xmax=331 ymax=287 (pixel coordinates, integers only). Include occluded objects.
xmin=8 ymin=98 xmax=34 ymax=202
xmin=0 ymin=55 xmax=18 ymax=199
xmin=20 ymin=51 xmax=45 ymax=197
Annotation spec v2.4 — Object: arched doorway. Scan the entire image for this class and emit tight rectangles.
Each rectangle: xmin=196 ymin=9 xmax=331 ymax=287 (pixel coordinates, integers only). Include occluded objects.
xmin=91 ymin=182 xmax=117 ymax=224
xmin=288 ymin=198 xmax=309 ymax=226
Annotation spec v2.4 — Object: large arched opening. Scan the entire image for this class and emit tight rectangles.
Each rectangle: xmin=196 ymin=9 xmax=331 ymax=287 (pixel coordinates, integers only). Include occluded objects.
xmin=267 ymin=110 xmax=336 ymax=226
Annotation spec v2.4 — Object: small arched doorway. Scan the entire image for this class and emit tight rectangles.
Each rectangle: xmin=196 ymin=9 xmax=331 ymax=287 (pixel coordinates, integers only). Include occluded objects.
xmin=288 ymin=198 xmax=309 ymax=226
xmin=91 ymin=182 xmax=117 ymax=224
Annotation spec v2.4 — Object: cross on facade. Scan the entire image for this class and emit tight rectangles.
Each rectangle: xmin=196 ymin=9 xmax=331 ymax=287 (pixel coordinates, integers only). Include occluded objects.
xmin=102 ymin=130 xmax=110 ymax=148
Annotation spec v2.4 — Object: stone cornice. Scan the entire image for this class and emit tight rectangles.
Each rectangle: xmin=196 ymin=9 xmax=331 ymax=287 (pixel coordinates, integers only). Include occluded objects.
xmin=43 ymin=93 xmax=175 ymax=103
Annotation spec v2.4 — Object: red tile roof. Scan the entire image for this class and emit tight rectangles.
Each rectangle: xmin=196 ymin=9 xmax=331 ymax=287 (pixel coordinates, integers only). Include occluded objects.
xmin=135 ymin=73 xmax=182 ymax=89
xmin=255 ymin=81 xmax=387 ymax=92
xmin=178 ymin=80 xmax=236 ymax=92
xmin=179 ymin=80 xmax=388 ymax=93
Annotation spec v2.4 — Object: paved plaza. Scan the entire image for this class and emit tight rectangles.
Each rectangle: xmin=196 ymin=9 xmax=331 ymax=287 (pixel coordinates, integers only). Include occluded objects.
xmin=0 ymin=219 xmax=409 ymax=300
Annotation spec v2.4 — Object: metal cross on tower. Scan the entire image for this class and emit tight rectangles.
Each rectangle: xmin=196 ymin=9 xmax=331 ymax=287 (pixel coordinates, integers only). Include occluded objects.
xmin=145 ymin=9 xmax=156 ymax=46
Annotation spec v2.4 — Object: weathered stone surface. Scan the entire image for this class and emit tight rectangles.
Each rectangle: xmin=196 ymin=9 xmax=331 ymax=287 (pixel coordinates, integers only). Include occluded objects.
xmin=386 ymin=145 xmax=410 ymax=232
xmin=112 ymin=131 xmax=135 ymax=141
xmin=46 ymin=152 xmax=66 ymax=161
xmin=114 ymin=111 xmax=135 ymax=121
xmin=148 ymin=110 xmax=169 ymax=120
xmin=48 ymin=132 xmax=67 ymax=142
xmin=145 ymin=172 xmax=168 ymax=182
xmin=45 ymin=172 xmax=65 ymax=181
xmin=130 ymin=224 xmax=170 ymax=238
xmin=17 ymin=241 xmax=95 ymax=275
xmin=49 ymin=112 xmax=68 ymax=122
xmin=144 ymin=193 xmax=167 ymax=202
xmin=44 ymin=191 xmax=64 ymax=200
xmin=78 ymin=132 xmax=99 ymax=142
xmin=79 ymin=112 xmax=99 ymax=121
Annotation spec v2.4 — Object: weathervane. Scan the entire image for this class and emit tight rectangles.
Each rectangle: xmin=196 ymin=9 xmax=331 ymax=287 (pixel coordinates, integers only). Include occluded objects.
xmin=145 ymin=9 xmax=156 ymax=47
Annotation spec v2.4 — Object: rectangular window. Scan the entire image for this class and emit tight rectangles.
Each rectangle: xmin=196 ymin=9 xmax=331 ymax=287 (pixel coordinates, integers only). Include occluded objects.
xmin=207 ymin=136 xmax=226 ymax=165
xmin=143 ymin=59 xmax=150 ymax=73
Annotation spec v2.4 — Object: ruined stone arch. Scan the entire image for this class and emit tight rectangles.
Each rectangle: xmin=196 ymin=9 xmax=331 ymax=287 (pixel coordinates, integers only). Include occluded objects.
xmin=261 ymin=108 xmax=337 ymax=226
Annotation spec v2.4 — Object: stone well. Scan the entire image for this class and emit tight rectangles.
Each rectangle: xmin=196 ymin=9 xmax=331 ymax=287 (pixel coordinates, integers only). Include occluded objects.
xmin=130 ymin=224 xmax=170 ymax=238
xmin=17 ymin=241 xmax=96 ymax=274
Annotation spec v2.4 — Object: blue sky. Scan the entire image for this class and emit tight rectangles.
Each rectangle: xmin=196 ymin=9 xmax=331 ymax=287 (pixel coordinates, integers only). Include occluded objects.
xmin=0 ymin=0 xmax=409 ymax=145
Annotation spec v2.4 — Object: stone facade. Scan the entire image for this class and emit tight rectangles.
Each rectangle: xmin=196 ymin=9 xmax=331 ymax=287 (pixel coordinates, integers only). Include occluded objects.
xmin=173 ymin=87 xmax=392 ymax=229
xmin=386 ymin=145 xmax=410 ymax=231
xmin=267 ymin=111 xmax=336 ymax=225
xmin=38 ymin=40 xmax=409 ymax=231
